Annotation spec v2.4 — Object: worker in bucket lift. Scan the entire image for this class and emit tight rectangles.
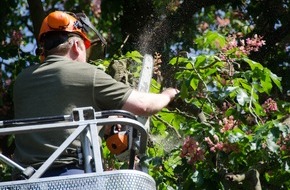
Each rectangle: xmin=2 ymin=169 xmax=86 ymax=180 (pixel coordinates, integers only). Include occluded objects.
xmin=12 ymin=10 xmax=178 ymax=178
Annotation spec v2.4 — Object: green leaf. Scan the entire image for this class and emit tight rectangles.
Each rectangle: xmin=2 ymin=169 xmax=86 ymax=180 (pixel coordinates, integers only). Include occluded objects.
xmin=194 ymin=55 xmax=207 ymax=68
xmin=239 ymin=79 xmax=252 ymax=92
xmin=257 ymin=68 xmax=272 ymax=94
xmin=131 ymin=57 xmax=142 ymax=64
xmin=266 ymin=132 xmax=280 ymax=153
xmin=260 ymin=77 xmax=272 ymax=95
xmin=236 ymin=89 xmax=249 ymax=106
xmin=269 ymin=70 xmax=282 ymax=91
xmin=169 ymin=57 xmax=188 ymax=65
xmin=180 ymin=81 xmax=189 ymax=98
xmin=253 ymin=101 xmax=265 ymax=116
xmin=190 ymin=77 xmax=199 ymax=90
xmin=205 ymin=31 xmax=226 ymax=49
xmin=228 ymin=132 xmax=243 ymax=143
xmin=277 ymin=123 xmax=290 ymax=137
xmin=195 ymin=31 xmax=226 ymax=51
xmin=243 ymin=58 xmax=263 ymax=71
xmin=151 ymin=117 xmax=167 ymax=135
xmin=125 ymin=51 xmax=143 ymax=63
xmin=191 ymin=170 xmax=204 ymax=185
xmin=219 ymin=86 xmax=238 ymax=99
xmin=150 ymin=78 xmax=161 ymax=93
xmin=163 ymin=161 xmax=175 ymax=176
xmin=185 ymin=62 xmax=194 ymax=69
xmin=125 ymin=50 xmax=142 ymax=58
xmin=285 ymin=162 xmax=290 ymax=172
xmin=204 ymin=67 xmax=217 ymax=77
xmin=250 ymin=142 xmax=257 ymax=150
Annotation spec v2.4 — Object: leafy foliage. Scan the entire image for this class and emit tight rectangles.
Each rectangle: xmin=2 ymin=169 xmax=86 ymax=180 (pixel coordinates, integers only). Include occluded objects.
xmin=143 ymin=31 xmax=290 ymax=189
xmin=98 ymin=30 xmax=290 ymax=189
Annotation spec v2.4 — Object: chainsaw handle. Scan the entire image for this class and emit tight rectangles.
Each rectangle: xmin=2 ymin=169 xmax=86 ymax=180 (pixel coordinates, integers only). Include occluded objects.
xmin=95 ymin=110 xmax=137 ymax=120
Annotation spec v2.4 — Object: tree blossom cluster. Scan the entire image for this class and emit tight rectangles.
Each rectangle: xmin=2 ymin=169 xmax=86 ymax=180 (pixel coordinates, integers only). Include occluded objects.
xmin=180 ymin=136 xmax=204 ymax=165
xmin=10 ymin=30 xmax=23 ymax=46
xmin=277 ymin=133 xmax=290 ymax=152
xmin=0 ymin=72 xmax=13 ymax=118
xmin=91 ymin=0 xmax=102 ymax=18
xmin=219 ymin=115 xmax=237 ymax=133
xmin=220 ymin=34 xmax=266 ymax=59
xmin=216 ymin=16 xmax=230 ymax=27
xmin=262 ymin=98 xmax=278 ymax=113
xmin=204 ymin=135 xmax=237 ymax=153
xmin=153 ymin=52 xmax=162 ymax=77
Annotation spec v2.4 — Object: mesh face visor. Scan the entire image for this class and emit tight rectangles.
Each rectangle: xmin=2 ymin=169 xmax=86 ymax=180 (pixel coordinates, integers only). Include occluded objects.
xmin=74 ymin=12 xmax=107 ymax=48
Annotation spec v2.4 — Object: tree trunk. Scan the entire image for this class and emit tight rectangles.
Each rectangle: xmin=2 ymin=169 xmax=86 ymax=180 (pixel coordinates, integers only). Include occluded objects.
xmin=223 ymin=169 xmax=262 ymax=190
xmin=27 ymin=0 xmax=45 ymax=44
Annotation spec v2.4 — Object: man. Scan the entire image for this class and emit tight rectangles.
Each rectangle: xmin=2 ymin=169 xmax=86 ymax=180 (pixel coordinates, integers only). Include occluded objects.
xmin=13 ymin=11 xmax=178 ymax=177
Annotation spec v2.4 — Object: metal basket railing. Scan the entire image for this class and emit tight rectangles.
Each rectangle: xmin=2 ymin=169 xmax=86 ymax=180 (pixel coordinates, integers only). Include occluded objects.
xmin=0 ymin=107 xmax=156 ymax=190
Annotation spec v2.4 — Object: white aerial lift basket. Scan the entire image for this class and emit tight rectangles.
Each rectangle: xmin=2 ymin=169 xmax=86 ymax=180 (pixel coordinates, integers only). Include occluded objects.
xmin=0 ymin=107 xmax=156 ymax=190
xmin=0 ymin=170 xmax=156 ymax=190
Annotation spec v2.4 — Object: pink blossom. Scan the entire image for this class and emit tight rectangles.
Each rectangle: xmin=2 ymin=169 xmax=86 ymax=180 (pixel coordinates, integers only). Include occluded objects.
xmin=219 ymin=34 xmax=266 ymax=61
xmin=91 ymin=0 xmax=102 ymax=17
xmin=204 ymin=137 xmax=214 ymax=146
xmin=11 ymin=30 xmax=23 ymax=46
xmin=213 ymin=134 xmax=219 ymax=142
xmin=180 ymin=137 xmax=205 ymax=165
xmin=215 ymin=142 xmax=224 ymax=151
xmin=220 ymin=115 xmax=237 ymax=133
xmin=205 ymin=136 xmax=238 ymax=153
xmin=262 ymin=98 xmax=278 ymax=113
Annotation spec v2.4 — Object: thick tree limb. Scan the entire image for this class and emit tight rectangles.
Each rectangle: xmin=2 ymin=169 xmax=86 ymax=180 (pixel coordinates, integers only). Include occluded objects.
xmin=27 ymin=0 xmax=45 ymax=42
xmin=224 ymin=169 xmax=262 ymax=190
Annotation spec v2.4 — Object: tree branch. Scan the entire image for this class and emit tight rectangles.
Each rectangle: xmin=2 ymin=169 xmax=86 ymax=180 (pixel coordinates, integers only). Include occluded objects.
xmin=225 ymin=169 xmax=262 ymax=190
xmin=27 ymin=0 xmax=45 ymax=43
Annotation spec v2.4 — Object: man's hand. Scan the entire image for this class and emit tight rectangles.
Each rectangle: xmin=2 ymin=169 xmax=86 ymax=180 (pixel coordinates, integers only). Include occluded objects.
xmin=104 ymin=116 xmax=123 ymax=136
xmin=161 ymin=88 xmax=180 ymax=101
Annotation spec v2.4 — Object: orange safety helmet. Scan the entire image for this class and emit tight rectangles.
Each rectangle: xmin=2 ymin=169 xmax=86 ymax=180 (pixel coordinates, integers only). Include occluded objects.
xmin=39 ymin=11 xmax=91 ymax=49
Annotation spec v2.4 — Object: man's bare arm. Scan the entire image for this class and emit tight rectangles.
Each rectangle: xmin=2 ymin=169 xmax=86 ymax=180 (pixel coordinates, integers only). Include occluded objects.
xmin=122 ymin=88 xmax=179 ymax=116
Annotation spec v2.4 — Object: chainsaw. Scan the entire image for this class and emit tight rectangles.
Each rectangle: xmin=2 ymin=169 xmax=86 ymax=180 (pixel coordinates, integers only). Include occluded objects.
xmin=105 ymin=54 xmax=153 ymax=164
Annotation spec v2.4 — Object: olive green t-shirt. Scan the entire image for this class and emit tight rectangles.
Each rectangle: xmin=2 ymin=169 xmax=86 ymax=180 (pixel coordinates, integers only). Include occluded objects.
xmin=13 ymin=55 xmax=133 ymax=168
